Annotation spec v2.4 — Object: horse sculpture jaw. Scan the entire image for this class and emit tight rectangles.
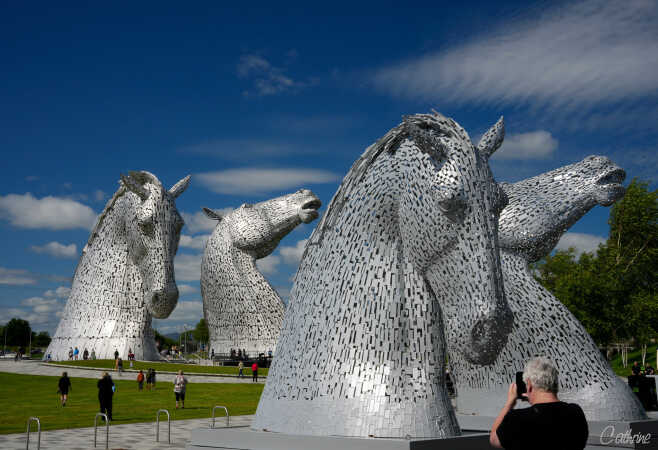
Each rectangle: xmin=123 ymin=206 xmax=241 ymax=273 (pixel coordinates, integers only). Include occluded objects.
xmin=146 ymin=287 xmax=179 ymax=319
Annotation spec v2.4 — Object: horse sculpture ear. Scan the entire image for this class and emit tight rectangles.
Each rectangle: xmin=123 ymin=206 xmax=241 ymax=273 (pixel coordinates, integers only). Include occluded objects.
xmin=477 ymin=116 xmax=505 ymax=159
xmin=169 ymin=175 xmax=191 ymax=198
xmin=202 ymin=207 xmax=223 ymax=222
xmin=121 ymin=173 xmax=150 ymax=201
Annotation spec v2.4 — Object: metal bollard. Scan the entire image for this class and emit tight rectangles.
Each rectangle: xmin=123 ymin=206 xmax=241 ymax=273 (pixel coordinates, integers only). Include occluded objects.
xmin=25 ymin=417 xmax=41 ymax=450
xmin=211 ymin=405 xmax=229 ymax=428
xmin=155 ymin=409 xmax=171 ymax=443
xmin=94 ymin=413 xmax=109 ymax=449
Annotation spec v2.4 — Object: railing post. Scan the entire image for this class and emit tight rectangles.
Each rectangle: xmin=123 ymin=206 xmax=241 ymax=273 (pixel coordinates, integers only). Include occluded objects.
xmin=155 ymin=409 xmax=171 ymax=443
xmin=25 ymin=417 xmax=41 ymax=450
xmin=94 ymin=412 xmax=109 ymax=449
xmin=210 ymin=405 xmax=229 ymax=428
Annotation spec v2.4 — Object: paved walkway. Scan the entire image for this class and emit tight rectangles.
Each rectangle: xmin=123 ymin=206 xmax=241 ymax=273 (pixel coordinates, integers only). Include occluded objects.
xmin=0 ymin=414 xmax=254 ymax=449
xmin=0 ymin=360 xmax=265 ymax=384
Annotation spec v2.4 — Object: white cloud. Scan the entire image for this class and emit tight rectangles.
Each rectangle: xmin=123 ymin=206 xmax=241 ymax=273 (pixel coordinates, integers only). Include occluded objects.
xmin=0 ymin=193 xmax=97 ymax=230
xmin=279 ymin=239 xmax=308 ymax=265
xmin=30 ymin=241 xmax=78 ymax=259
xmin=179 ymin=234 xmax=210 ymax=250
xmin=237 ymin=54 xmax=315 ymax=96
xmin=174 ymin=253 xmax=202 ymax=282
xmin=372 ymin=0 xmax=658 ymax=112
xmin=181 ymin=210 xmax=227 ymax=234
xmin=152 ymin=300 xmax=204 ymax=333
xmin=178 ymin=284 xmax=198 ymax=295
xmin=256 ymin=254 xmax=281 ymax=275
xmin=555 ymin=232 xmax=606 ymax=256
xmin=492 ymin=131 xmax=558 ymax=160
xmin=196 ymin=168 xmax=340 ymax=195
xmin=44 ymin=286 xmax=71 ymax=299
xmin=0 ymin=267 xmax=37 ymax=285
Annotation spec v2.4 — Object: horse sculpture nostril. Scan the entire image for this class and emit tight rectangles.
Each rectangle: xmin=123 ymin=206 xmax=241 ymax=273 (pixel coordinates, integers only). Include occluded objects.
xmin=147 ymin=288 xmax=179 ymax=319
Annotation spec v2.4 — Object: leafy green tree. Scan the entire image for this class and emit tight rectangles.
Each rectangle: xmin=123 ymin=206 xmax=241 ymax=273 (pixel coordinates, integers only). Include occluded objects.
xmin=33 ymin=331 xmax=51 ymax=347
xmin=153 ymin=329 xmax=176 ymax=349
xmin=4 ymin=318 xmax=31 ymax=347
xmin=192 ymin=318 xmax=209 ymax=344
xmin=534 ymin=179 xmax=657 ymax=348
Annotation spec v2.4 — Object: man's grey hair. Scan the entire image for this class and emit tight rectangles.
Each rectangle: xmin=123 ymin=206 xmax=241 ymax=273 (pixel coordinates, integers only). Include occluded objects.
xmin=523 ymin=357 xmax=559 ymax=393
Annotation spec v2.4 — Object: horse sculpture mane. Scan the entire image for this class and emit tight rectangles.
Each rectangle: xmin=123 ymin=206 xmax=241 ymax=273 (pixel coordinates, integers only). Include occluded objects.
xmin=201 ymin=190 xmax=321 ymax=357
xmin=451 ymin=156 xmax=646 ymax=421
xmin=46 ymin=171 xmax=190 ymax=361
xmin=254 ymin=112 xmax=512 ymax=438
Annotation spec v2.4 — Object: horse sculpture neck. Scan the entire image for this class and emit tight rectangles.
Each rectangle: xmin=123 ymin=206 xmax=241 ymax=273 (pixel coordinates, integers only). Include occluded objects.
xmin=201 ymin=190 xmax=321 ymax=357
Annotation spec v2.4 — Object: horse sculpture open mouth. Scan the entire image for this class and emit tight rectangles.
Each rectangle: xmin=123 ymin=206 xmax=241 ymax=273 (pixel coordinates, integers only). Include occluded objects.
xmin=300 ymin=198 xmax=322 ymax=223
xmin=595 ymin=167 xmax=626 ymax=206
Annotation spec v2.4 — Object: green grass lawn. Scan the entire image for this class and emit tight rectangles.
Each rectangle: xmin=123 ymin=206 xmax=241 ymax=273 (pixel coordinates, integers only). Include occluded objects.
xmin=0 ymin=372 xmax=263 ymax=434
xmin=49 ymin=359 xmax=268 ymax=376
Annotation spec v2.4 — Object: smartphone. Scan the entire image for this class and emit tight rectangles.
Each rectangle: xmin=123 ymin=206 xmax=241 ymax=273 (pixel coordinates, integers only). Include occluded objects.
xmin=516 ymin=371 xmax=527 ymax=400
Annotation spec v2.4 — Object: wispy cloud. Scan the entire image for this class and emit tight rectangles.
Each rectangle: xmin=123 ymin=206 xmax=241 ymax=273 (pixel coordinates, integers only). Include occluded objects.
xmin=256 ymin=254 xmax=281 ymax=275
xmin=373 ymin=0 xmax=658 ymax=113
xmin=179 ymin=234 xmax=210 ymax=251
xmin=174 ymin=253 xmax=202 ymax=282
xmin=492 ymin=131 xmax=558 ymax=160
xmin=196 ymin=168 xmax=340 ymax=195
xmin=181 ymin=209 xmax=231 ymax=234
xmin=555 ymin=232 xmax=606 ymax=256
xmin=279 ymin=239 xmax=308 ymax=265
xmin=237 ymin=54 xmax=315 ymax=96
xmin=0 ymin=267 xmax=37 ymax=286
xmin=0 ymin=193 xmax=97 ymax=230
xmin=44 ymin=286 xmax=71 ymax=299
xmin=30 ymin=241 xmax=78 ymax=259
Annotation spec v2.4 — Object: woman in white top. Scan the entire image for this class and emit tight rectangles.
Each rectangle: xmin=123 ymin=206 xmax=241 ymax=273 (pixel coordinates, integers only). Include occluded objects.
xmin=173 ymin=370 xmax=188 ymax=409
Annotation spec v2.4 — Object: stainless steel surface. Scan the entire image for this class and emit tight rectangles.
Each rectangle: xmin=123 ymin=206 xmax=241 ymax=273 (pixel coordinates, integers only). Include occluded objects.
xmin=201 ymin=191 xmax=320 ymax=357
xmin=46 ymin=171 xmax=190 ymax=361
xmin=253 ymin=112 xmax=512 ymax=438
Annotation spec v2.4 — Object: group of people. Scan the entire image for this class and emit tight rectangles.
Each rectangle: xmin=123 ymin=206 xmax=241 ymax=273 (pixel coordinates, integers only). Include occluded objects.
xmin=136 ymin=368 xmax=157 ymax=390
xmin=56 ymin=367 xmax=188 ymax=421
xmin=67 ymin=347 xmax=95 ymax=360
xmin=629 ymin=361 xmax=658 ymax=410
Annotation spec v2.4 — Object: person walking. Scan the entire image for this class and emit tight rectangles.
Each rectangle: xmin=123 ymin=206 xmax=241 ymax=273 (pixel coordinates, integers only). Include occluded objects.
xmin=137 ymin=370 xmax=145 ymax=391
xmin=73 ymin=347 xmax=79 ymax=360
xmin=146 ymin=368 xmax=153 ymax=391
xmin=68 ymin=348 xmax=73 ymax=360
xmin=114 ymin=349 xmax=119 ymax=360
xmin=116 ymin=357 xmax=124 ymax=376
xmin=90 ymin=349 xmax=96 ymax=360
xmin=251 ymin=362 xmax=258 ymax=382
xmin=238 ymin=361 xmax=244 ymax=378
xmin=97 ymin=372 xmax=115 ymax=421
xmin=151 ymin=368 xmax=157 ymax=389
xmin=173 ymin=370 xmax=189 ymax=409
xmin=58 ymin=372 xmax=71 ymax=407
xmin=83 ymin=348 xmax=89 ymax=360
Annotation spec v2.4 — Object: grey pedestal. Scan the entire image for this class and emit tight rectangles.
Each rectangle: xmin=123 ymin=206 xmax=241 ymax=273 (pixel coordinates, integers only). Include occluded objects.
xmin=186 ymin=427 xmax=490 ymax=450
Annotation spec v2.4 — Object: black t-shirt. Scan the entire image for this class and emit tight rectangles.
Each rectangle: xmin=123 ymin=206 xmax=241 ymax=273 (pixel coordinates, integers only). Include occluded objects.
xmin=496 ymin=402 xmax=588 ymax=450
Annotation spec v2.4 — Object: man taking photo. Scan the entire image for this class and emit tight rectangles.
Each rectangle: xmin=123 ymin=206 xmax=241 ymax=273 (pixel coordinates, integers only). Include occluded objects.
xmin=490 ymin=357 xmax=589 ymax=449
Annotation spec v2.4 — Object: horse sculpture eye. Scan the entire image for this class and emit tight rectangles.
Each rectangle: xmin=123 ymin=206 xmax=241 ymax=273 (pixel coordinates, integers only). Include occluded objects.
xmin=138 ymin=219 xmax=155 ymax=237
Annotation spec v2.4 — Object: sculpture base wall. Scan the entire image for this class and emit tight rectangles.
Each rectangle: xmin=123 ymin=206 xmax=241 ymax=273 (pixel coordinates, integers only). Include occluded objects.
xmin=187 ymin=427 xmax=490 ymax=450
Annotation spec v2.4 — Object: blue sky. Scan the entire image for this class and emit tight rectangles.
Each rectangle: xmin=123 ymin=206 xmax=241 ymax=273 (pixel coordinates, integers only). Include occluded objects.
xmin=1 ymin=0 xmax=656 ymax=335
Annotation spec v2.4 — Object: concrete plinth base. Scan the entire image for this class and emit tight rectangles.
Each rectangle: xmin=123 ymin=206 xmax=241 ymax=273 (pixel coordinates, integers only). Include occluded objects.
xmin=186 ymin=427 xmax=490 ymax=450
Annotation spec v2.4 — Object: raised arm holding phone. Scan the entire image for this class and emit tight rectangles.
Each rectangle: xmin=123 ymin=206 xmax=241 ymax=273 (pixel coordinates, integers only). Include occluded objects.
xmin=490 ymin=357 xmax=589 ymax=450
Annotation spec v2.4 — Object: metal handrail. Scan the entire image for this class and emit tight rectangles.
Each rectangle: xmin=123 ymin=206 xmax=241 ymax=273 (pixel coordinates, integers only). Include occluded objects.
xmin=94 ymin=413 xmax=109 ymax=449
xmin=155 ymin=409 xmax=170 ymax=443
xmin=211 ymin=405 xmax=229 ymax=428
xmin=25 ymin=417 xmax=41 ymax=450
